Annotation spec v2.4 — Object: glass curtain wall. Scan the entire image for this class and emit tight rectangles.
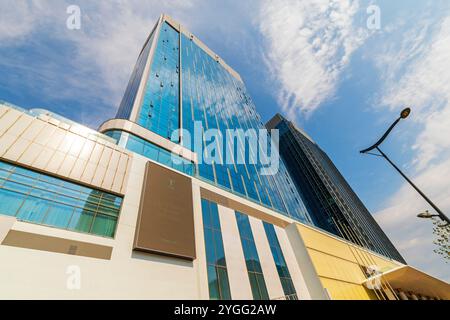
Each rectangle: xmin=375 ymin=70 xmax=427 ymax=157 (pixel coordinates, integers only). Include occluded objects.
xmin=114 ymin=18 xmax=312 ymax=225
xmin=0 ymin=161 xmax=122 ymax=237
xmin=263 ymin=222 xmax=298 ymax=300
xmin=201 ymin=199 xmax=232 ymax=300
xmin=235 ymin=212 xmax=270 ymax=300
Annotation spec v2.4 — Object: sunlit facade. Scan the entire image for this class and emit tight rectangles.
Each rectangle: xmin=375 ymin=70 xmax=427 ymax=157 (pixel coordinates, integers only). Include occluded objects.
xmin=110 ymin=19 xmax=311 ymax=224
xmin=0 ymin=14 xmax=447 ymax=300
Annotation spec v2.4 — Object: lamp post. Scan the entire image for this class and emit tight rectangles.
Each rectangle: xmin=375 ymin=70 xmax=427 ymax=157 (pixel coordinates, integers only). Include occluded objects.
xmin=360 ymin=108 xmax=450 ymax=225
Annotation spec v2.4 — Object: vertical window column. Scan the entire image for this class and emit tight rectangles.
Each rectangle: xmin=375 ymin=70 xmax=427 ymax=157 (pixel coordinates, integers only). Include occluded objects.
xmin=235 ymin=212 xmax=270 ymax=300
xmin=201 ymin=199 xmax=232 ymax=300
xmin=263 ymin=222 xmax=298 ymax=300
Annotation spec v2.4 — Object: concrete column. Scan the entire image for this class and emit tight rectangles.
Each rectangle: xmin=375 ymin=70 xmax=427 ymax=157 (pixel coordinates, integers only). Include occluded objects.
xmin=249 ymin=217 xmax=285 ymax=300
xmin=191 ymin=182 xmax=210 ymax=300
xmin=274 ymin=225 xmax=312 ymax=300
xmin=284 ymin=223 xmax=329 ymax=300
xmin=218 ymin=205 xmax=253 ymax=300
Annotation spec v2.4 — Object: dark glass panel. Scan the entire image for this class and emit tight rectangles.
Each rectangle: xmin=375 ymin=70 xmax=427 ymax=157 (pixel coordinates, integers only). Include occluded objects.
xmin=217 ymin=267 xmax=231 ymax=300
xmin=207 ymin=265 xmax=220 ymax=300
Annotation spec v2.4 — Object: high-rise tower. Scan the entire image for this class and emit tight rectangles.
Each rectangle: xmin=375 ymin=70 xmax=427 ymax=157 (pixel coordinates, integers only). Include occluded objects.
xmin=100 ymin=14 xmax=311 ymax=224
xmin=266 ymin=114 xmax=405 ymax=263
xmin=2 ymin=14 xmax=447 ymax=301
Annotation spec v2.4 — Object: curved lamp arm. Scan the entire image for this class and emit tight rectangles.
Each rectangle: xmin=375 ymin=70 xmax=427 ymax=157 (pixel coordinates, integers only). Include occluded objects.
xmin=360 ymin=117 xmax=401 ymax=154
xmin=360 ymin=108 xmax=411 ymax=154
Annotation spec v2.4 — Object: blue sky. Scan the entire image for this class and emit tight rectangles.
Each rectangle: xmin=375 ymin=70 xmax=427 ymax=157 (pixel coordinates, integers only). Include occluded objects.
xmin=1 ymin=0 xmax=449 ymax=281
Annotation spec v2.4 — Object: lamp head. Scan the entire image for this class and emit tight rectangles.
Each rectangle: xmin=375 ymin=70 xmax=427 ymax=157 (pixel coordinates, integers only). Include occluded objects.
xmin=400 ymin=108 xmax=411 ymax=119
xmin=417 ymin=211 xmax=434 ymax=219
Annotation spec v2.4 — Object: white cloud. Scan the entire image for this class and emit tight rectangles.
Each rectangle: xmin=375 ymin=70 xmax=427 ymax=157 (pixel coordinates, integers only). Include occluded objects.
xmin=0 ymin=0 xmax=39 ymax=41
xmin=258 ymin=0 xmax=369 ymax=119
xmin=374 ymin=13 xmax=450 ymax=281
xmin=0 ymin=0 xmax=196 ymax=127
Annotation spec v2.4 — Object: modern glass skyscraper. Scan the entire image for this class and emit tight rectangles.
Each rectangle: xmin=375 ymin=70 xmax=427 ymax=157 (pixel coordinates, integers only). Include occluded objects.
xmin=102 ymin=15 xmax=311 ymax=224
xmin=3 ymin=14 xmax=447 ymax=301
xmin=266 ymin=114 xmax=405 ymax=263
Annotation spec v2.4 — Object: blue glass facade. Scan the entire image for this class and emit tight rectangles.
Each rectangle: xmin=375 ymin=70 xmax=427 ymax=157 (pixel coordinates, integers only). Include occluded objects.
xmin=263 ymin=222 xmax=298 ymax=300
xmin=104 ymin=130 xmax=194 ymax=176
xmin=235 ymin=212 xmax=269 ymax=300
xmin=179 ymin=33 xmax=310 ymax=222
xmin=266 ymin=114 xmax=406 ymax=263
xmin=112 ymin=18 xmax=312 ymax=224
xmin=0 ymin=161 xmax=122 ymax=238
xmin=116 ymin=26 xmax=157 ymax=120
xmin=201 ymin=199 xmax=232 ymax=300
xmin=137 ymin=22 xmax=180 ymax=142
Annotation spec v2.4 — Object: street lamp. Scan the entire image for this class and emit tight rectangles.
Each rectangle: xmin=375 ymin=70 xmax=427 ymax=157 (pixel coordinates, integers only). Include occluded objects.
xmin=417 ymin=211 xmax=439 ymax=219
xmin=360 ymin=108 xmax=450 ymax=225
xmin=418 ymin=211 xmax=449 ymax=227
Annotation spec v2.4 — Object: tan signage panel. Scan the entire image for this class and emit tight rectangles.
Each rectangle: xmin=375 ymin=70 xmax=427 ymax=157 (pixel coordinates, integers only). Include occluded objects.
xmin=134 ymin=161 xmax=196 ymax=260
xmin=2 ymin=230 xmax=113 ymax=260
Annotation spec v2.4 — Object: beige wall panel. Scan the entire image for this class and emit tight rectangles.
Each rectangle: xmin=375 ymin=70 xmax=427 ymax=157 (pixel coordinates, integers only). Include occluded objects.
xmin=57 ymin=155 xmax=78 ymax=177
xmin=99 ymin=147 xmax=113 ymax=167
xmin=117 ymin=153 xmax=129 ymax=174
xmin=68 ymin=136 xmax=86 ymax=158
xmin=69 ymin=159 xmax=87 ymax=181
xmin=0 ymin=108 xmax=133 ymax=194
xmin=58 ymin=122 xmax=70 ymax=131
xmin=18 ymin=142 xmax=43 ymax=166
xmin=248 ymin=217 xmax=285 ymax=299
xmin=101 ymin=169 xmax=115 ymax=190
xmin=0 ymin=109 xmax=22 ymax=135
xmin=46 ymin=128 xmax=66 ymax=150
xmin=78 ymin=140 xmax=95 ymax=161
xmin=6 ymin=115 xmax=33 ymax=137
xmin=218 ymin=205 xmax=253 ymax=300
xmin=32 ymin=147 xmax=55 ymax=169
xmin=3 ymin=137 xmax=32 ymax=161
xmin=58 ymin=132 xmax=77 ymax=154
xmin=91 ymin=165 xmax=107 ymax=186
xmin=0 ymin=106 xmax=8 ymax=118
xmin=34 ymin=125 xmax=56 ymax=147
xmin=107 ymin=151 xmax=121 ymax=173
xmin=120 ymin=169 xmax=130 ymax=195
xmin=111 ymin=173 xmax=124 ymax=194
xmin=88 ymin=144 xmax=104 ymax=163
xmin=69 ymin=124 xmax=90 ymax=138
xmin=80 ymin=162 xmax=96 ymax=183
xmin=0 ymin=134 xmax=17 ymax=156
xmin=46 ymin=151 xmax=66 ymax=172
xmin=47 ymin=117 xmax=60 ymax=127
xmin=0 ymin=109 xmax=131 ymax=193
xmin=22 ymin=120 xmax=45 ymax=141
